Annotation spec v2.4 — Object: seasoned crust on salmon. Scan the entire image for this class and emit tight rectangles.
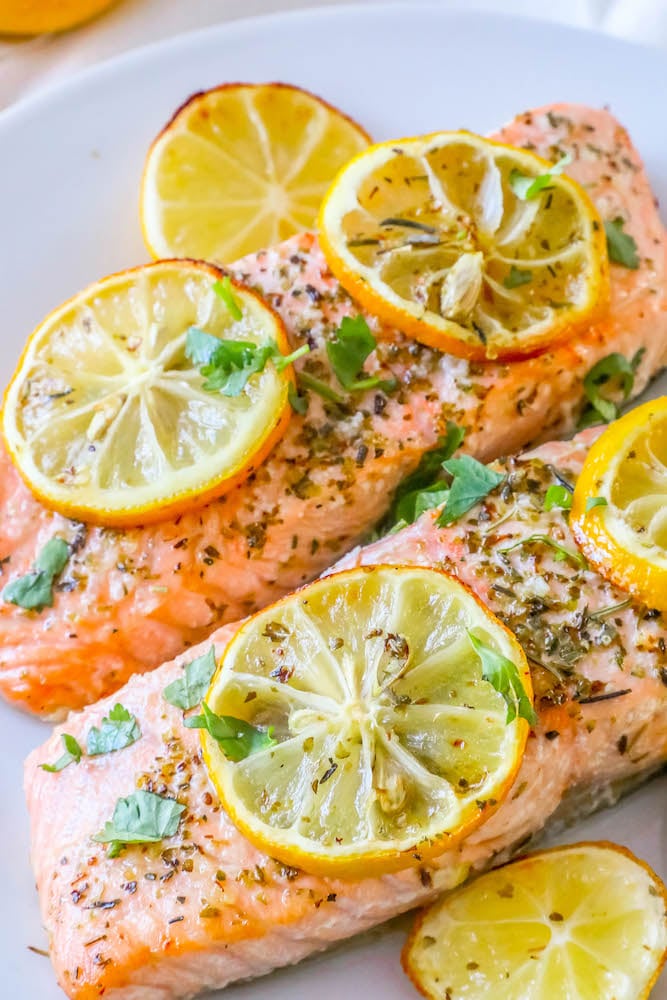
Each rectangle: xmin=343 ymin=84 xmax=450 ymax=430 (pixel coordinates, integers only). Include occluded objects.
xmin=24 ymin=428 xmax=667 ymax=1000
xmin=4 ymin=103 xmax=667 ymax=719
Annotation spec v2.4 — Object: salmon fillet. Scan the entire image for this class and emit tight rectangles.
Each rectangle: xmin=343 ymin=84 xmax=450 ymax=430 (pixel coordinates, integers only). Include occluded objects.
xmin=5 ymin=102 xmax=667 ymax=719
xmin=25 ymin=427 xmax=667 ymax=1000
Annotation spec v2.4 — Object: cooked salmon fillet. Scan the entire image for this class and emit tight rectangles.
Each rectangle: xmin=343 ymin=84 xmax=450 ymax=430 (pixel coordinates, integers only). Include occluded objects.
xmin=5 ymin=103 xmax=667 ymax=719
xmin=25 ymin=427 xmax=667 ymax=1000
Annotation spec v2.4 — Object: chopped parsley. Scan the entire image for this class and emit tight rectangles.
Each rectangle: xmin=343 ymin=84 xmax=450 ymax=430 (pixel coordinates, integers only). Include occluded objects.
xmin=163 ymin=646 xmax=217 ymax=711
xmin=326 ymin=316 xmax=396 ymax=394
xmin=87 ymin=703 xmax=141 ymax=756
xmin=585 ymin=496 xmax=608 ymax=512
xmin=185 ymin=327 xmax=309 ymax=397
xmin=382 ymin=421 xmax=465 ymax=530
xmin=40 ymin=733 xmax=82 ymax=773
xmin=184 ymin=702 xmax=275 ymax=762
xmin=287 ymin=382 xmax=308 ymax=414
xmin=604 ymin=218 xmax=639 ymax=269
xmin=2 ymin=537 xmax=70 ymax=611
xmin=578 ymin=349 xmax=644 ymax=428
xmin=94 ymin=790 xmax=185 ymax=858
xmin=503 ymin=265 xmax=532 ymax=289
xmin=543 ymin=484 xmax=572 ymax=512
xmin=436 ymin=455 xmax=504 ymax=526
xmin=468 ymin=632 xmax=537 ymax=725
xmin=212 ymin=276 xmax=243 ymax=320
xmin=509 ymin=152 xmax=572 ymax=201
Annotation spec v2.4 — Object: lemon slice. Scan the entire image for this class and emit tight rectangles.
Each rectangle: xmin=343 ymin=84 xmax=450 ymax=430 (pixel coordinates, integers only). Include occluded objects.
xmin=199 ymin=564 xmax=532 ymax=877
xmin=141 ymin=82 xmax=371 ymax=263
xmin=2 ymin=261 xmax=294 ymax=526
xmin=319 ymin=131 xmax=609 ymax=360
xmin=403 ymin=841 xmax=667 ymax=1000
xmin=571 ymin=396 xmax=667 ymax=612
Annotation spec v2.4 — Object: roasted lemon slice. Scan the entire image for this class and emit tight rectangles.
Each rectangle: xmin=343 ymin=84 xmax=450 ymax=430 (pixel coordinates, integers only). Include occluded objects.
xmin=404 ymin=841 xmax=667 ymax=1000
xmin=199 ymin=564 xmax=532 ymax=877
xmin=141 ymin=82 xmax=370 ymax=263
xmin=571 ymin=397 xmax=667 ymax=612
xmin=319 ymin=132 xmax=609 ymax=360
xmin=2 ymin=261 xmax=295 ymax=526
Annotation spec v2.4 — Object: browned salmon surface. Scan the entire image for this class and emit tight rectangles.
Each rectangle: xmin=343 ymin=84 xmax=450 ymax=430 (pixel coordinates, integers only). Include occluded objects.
xmin=4 ymin=103 xmax=667 ymax=719
xmin=25 ymin=428 xmax=667 ymax=999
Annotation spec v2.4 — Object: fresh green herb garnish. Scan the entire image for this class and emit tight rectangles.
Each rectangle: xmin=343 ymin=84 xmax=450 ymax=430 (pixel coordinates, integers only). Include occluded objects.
xmin=287 ymin=382 xmax=308 ymax=414
xmin=40 ymin=733 xmax=82 ymax=773
xmin=604 ymin=218 xmax=639 ymax=270
xmin=578 ymin=349 xmax=644 ymax=428
xmin=436 ymin=455 xmax=504 ymax=527
xmin=297 ymin=371 xmax=346 ymax=405
xmin=509 ymin=152 xmax=572 ymax=201
xmin=326 ymin=316 xmax=396 ymax=394
xmin=163 ymin=647 xmax=217 ymax=711
xmin=212 ymin=276 xmax=243 ymax=320
xmin=500 ymin=533 xmax=587 ymax=569
xmin=543 ymin=484 xmax=572 ymax=512
xmin=184 ymin=702 xmax=275 ymax=762
xmin=94 ymin=790 xmax=185 ymax=858
xmin=87 ymin=703 xmax=141 ymax=756
xmin=503 ymin=266 xmax=532 ymax=289
xmin=468 ymin=632 xmax=537 ymax=725
xmin=2 ymin=537 xmax=70 ymax=611
xmin=382 ymin=422 xmax=465 ymax=529
xmin=185 ymin=327 xmax=308 ymax=397
xmin=585 ymin=496 xmax=608 ymax=512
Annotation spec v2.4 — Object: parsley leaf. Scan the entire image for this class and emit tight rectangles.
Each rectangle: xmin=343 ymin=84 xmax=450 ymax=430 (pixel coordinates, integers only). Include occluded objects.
xmin=288 ymin=382 xmax=308 ymax=414
xmin=94 ymin=790 xmax=185 ymax=858
xmin=212 ymin=276 xmax=243 ymax=320
xmin=185 ymin=328 xmax=309 ymax=398
xmin=586 ymin=496 xmax=608 ymax=512
xmin=2 ymin=536 xmax=70 ymax=611
xmin=382 ymin=422 xmax=465 ymax=529
xmin=509 ymin=153 xmax=572 ymax=201
xmin=578 ymin=349 xmax=644 ymax=428
xmin=436 ymin=455 xmax=504 ymax=526
xmin=184 ymin=702 xmax=275 ymax=762
xmin=87 ymin=703 xmax=141 ymax=756
xmin=326 ymin=316 xmax=396 ymax=393
xmin=503 ymin=266 xmax=532 ymax=289
xmin=163 ymin=646 xmax=217 ymax=711
xmin=468 ymin=632 xmax=537 ymax=725
xmin=40 ymin=733 xmax=83 ymax=773
xmin=604 ymin=218 xmax=639 ymax=269
xmin=543 ymin=484 xmax=572 ymax=512
xmin=500 ymin=533 xmax=587 ymax=569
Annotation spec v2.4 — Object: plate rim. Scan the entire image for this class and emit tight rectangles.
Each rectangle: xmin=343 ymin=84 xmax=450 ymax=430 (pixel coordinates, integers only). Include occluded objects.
xmin=1 ymin=1 xmax=663 ymax=135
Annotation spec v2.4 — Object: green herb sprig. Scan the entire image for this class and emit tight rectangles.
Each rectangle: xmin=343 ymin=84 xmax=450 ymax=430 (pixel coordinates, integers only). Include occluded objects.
xmin=509 ymin=152 xmax=572 ymax=201
xmin=604 ymin=218 xmax=639 ymax=269
xmin=163 ymin=647 xmax=217 ymax=711
xmin=468 ymin=632 xmax=537 ymax=725
xmin=578 ymin=349 xmax=644 ymax=428
xmin=40 ymin=733 xmax=83 ymax=773
xmin=382 ymin=421 xmax=465 ymax=530
xmin=186 ymin=328 xmax=308 ymax=397
xmin=185 ymin=702 xmax=275 ymax=762
xmin=436 ymin=455 xmax=504 ymax=526
xmin=87 ymin=704 xmax=141 ymax=756
xmin=543 ymin=484 xmax=572 ymax=512
xmin=94 ymin=790 xmax=185 ymax=858
xmin=3 ymin=537 xmax=70 ymax=611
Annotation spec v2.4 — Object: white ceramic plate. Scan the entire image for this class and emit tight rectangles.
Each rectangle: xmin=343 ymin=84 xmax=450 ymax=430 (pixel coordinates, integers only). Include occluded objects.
xmin=1 ymin=5 xmax=666 ymax=998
